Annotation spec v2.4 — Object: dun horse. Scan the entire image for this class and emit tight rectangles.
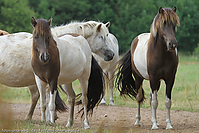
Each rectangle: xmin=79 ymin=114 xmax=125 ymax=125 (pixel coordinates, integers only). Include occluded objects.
xmin=115 ymin=7 xmax=179 ymax=130
xmin=31 ymin=17 xmax=104 ymax=129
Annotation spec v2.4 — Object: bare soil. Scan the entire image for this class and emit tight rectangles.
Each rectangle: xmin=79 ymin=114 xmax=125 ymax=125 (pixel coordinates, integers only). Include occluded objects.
xmin=2 ymin=103 xmax=199 ymax=133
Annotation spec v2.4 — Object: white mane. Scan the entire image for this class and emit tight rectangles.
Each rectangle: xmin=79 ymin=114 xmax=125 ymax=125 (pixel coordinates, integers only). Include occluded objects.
xmin=51 ymin=21 xmax=108 ymax=38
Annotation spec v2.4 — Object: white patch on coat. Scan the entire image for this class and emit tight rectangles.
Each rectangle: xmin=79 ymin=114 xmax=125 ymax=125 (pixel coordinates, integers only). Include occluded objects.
xmin=133 ymin=33 xmax=150 ymax=79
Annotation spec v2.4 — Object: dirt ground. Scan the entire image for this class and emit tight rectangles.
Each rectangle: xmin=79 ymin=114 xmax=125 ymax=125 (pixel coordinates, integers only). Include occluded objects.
xmin=2 ymin=103 xmax=199 ymax=133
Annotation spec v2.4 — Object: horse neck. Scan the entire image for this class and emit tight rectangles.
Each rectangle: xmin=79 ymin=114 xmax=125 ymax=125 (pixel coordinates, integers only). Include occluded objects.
xmin=51 ymin=22 xmax=94 ymax=38
xmin=149 ymin=33 xmax=168 ymax=54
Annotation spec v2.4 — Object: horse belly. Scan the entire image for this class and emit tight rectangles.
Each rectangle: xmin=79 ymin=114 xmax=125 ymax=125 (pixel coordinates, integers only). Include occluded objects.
xmin=133 ymin=33 xmax=150 ymax=79
xmin=58 ymin=51 xmax=88 ymax=84
xmin=0 ymin=37 xmax=35 ymax=87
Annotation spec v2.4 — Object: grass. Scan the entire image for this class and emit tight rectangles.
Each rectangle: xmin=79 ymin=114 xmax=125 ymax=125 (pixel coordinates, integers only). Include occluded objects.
xmin=1 ymin=53 xmax=199 ymax=132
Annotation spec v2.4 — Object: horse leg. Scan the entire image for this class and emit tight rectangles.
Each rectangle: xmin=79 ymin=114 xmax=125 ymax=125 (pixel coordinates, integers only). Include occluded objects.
xmin=165 ymin=79 xmax=175 ymax=130
xmin=79 ymin=79 xmax=90 ymax=129
xmin=48 ymin=81 xmax=58 ymax=124
xmin=45 ymin=87 xmax=50 ymax=122
xmin=99 ymin=72 xmax=107 ymax=105
xmin=134 ymin=77 xmax=143 ymax=127
xmin=25 ymin=85 xmax=39 ymax=120
xmin=149 ymin=80 xmax=160 ymax=130
xmin=149 ymin=81 xmax=160 ymax=127
xmin=45 ymin=85 xmax=59 ymax=122
xmin=63 ymin=83 xmax=75 ymax=128
xmin=34 ymin=75 xmax=47 ymax=122
xmin=108 ymin=71 xmax=114 ymax=106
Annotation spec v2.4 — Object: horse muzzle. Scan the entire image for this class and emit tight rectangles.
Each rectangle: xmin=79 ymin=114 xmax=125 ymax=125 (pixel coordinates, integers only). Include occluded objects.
xmin=168 ymin=42 xmax=177 ymax=52
xmin=40 ymin=53 xmax=50 ymax=64
xmin=104 ymin=50 xmax=115 ymax=61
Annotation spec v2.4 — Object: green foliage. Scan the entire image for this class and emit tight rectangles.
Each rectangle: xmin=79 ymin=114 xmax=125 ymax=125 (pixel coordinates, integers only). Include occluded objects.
xmin=194 ymin=43 xmax=199 ymax=55
xmin=0 ymin=0 xmax=199 ymax=53
xmin=0 ymin=0 xmax=35 ymax=33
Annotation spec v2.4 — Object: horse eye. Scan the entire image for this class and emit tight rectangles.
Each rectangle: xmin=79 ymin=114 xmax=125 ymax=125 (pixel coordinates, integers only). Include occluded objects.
xmin=106 ymin=34 xmax=108 ymax=37
xmin=99 ymin=36 xmax=103 ymax=39
xmin=34 ymin=36 xmax=39 ymax=39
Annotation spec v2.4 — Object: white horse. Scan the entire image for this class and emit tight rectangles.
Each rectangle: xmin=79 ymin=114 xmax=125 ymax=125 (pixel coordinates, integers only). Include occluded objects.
xmin=95 ymin=33 xmax=119 ymax=105
xmin=0 ymin=21 xmax=114 ymax=121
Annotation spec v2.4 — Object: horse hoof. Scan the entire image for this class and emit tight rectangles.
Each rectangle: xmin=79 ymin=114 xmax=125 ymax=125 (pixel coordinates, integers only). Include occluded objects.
xmin=99 ymin=102 xmax=106 ymax=105
xmin=134 ymin=124 xmax=141 ymax=127
xmin=46 ymin=121 xmax=55 ymax=126
xmin=84 ymin=125 xmax=90 ymax=130
xmin=151 ymin=126 xmax=159 ymax=130
xmin=166 ymin=125 xmax=173 ymax=130
xmin=109 ymin=102 xmax=114 ymax=106
xmin=134 ymin=123 xmax=141 ymax=127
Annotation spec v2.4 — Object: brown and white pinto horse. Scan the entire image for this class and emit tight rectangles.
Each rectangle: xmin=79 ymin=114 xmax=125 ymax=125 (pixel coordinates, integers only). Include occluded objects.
xmin=31 ymin=17 xmax=61 ymax=124
xmin=115 ymin=7 xmax=180 ymax=130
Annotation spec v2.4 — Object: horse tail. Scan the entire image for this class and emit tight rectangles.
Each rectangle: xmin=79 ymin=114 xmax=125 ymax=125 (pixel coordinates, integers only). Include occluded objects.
xmin=114 ymin=49 xmax=138 ymax=99
xmin=76 ymin=55 xmax=104 ymax=117
xmin=55 ymin=87 xmax=68 ymax=112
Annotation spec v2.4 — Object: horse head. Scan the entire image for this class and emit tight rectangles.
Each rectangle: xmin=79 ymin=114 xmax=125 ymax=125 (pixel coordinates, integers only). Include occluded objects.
xmin=85 ymin=22 xmax=115 ymax=61
xmin=31 ymin=17 xmax=52 ymax=64
xmin=151 ymin=7 xmax=180 ymax=51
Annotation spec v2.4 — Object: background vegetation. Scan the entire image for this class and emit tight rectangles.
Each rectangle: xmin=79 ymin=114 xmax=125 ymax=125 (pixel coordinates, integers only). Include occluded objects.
xmin=0 ymin=0 xmax=199 ymax=54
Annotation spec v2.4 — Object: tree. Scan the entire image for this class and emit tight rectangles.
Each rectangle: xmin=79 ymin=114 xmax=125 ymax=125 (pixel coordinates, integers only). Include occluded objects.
xmin=0 ymin=0 xmax=35 ymax=33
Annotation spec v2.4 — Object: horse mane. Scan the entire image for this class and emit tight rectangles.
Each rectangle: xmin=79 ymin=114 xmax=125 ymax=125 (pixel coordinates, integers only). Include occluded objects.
xmin=33 ymin=19 xmax=51 ymax=36
xmin=151 ymin=7 xmax=180 ymax=38
xmin=51 ymin=21 xmax=107 ymax=38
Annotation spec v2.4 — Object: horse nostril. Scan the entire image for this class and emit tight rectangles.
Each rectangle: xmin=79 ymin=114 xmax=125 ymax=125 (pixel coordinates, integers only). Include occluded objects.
xmin=40 ymin=53 xmax=50 ymax=63
xmin=169 ymin=42 xmax=172 ymax=46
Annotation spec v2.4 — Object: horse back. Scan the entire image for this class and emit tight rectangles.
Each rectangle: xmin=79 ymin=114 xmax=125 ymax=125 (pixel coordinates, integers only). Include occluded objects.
xmin=57 ymin=34 xmax=92 ymax=83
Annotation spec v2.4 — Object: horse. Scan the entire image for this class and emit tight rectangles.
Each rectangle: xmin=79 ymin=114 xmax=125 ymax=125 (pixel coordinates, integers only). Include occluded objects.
xmin=52 ymin=21 xmax=118 ymax=105
xmin=31 ymin=17 xmax=104 ymax=129
xmin=0 ymin=30 xmax=9 ymax=35
xmin=95 ymin=33 xmax=119 ymax=105
xmin=114 ymin=7 xmax=179 ymax=130
xmin=0 ymin=20 xmax=115 ymax=121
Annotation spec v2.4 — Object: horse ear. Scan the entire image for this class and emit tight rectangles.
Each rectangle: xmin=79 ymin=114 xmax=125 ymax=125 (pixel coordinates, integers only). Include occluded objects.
xmin=105 ymin=22 xmax=110 ymax=28
xmin=48 ymin=17 xmax=52 ymax=26
xmin=159 ymin=7 xmax=163 ymax=14
xmin=172 ymin=7 xmax=177 ymax=12
xmin=96 ymin=24 xmax=102 ymax=32
xmin=31 ymin=17 xmax=37 ymax=27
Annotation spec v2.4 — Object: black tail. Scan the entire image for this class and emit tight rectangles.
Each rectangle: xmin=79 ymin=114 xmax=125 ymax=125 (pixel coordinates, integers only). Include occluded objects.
xmin=55 ymin=88 xmax=68 ymax=112
xmin=76 ymin=56 xmax=104 ymax=117
xmin=114 ymin=49 xmax=137 ymax=99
